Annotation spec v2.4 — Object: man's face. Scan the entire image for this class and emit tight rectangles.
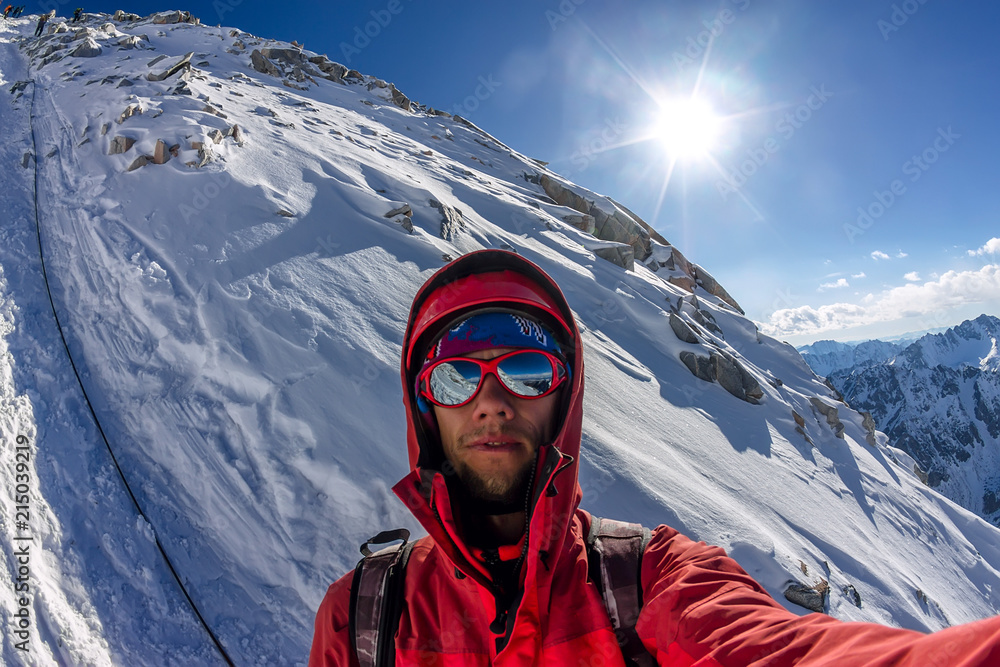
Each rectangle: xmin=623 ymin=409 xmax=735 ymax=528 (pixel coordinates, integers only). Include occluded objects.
xmin=434 ymin=347 xmax=562 ymax=506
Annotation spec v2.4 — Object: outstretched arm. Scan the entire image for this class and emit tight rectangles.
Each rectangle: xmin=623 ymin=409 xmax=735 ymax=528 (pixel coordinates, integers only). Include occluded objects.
xmin=637 ymin=525 xmax=1000 ymax=666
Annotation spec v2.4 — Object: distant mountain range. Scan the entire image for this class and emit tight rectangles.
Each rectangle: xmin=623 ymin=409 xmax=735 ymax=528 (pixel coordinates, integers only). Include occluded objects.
xmin=800 ymin=315 xmax=1000 ymax=525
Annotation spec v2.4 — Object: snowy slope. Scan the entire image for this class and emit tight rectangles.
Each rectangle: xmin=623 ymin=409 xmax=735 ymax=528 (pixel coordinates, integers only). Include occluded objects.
xmin=3 ymin=10 xmax=1000 ymax=666
xmin=826 ymin=315 xmax=1000 ymax=526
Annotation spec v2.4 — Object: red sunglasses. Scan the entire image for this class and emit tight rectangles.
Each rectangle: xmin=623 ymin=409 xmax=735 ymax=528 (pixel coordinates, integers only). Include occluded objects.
xmin=419 ymin=350 xmax=568 ymax=408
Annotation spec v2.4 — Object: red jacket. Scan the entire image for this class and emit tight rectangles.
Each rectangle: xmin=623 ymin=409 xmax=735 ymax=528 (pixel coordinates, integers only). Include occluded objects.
xmin=310 ymin=250 xmax=1000 ymax=665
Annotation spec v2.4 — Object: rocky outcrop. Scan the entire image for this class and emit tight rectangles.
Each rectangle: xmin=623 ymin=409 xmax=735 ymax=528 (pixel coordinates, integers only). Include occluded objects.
xmin=108 ymin=136 xmax=135 ymax=154
xmin=70 ymin=38 xmax=102 ymax=58
xmin=591 ymin=243 xmax=634 ymax=271
xmin=117 ymin=102 xmax=142 ymax=124
xmin=153 ymin=140 xmax=169 ymax=164
xmin=247 ymin=48 xmax=413 ymax=111
xmin=147 ymin=51 xmax=193 ymax=81
xmin=127 ymin=154 xmax=151 ymax=171
xmin=645 ymin=243 xmax=744 ymax=314
xmin=861 ymin=411 xmax=878 ymax=447
xmin=151 ymin=10 xmax=199 ymax=25
xmin=429 ymin=199 xmax=465 ymax=241
xmin=537 ymin=174 xmax=651 ymax=262
xmin=308 ymin=55 xmax=348 ymax=82
xmin=384 ymin=204 xmax=414 ymax=233
xmin=562 ymin=213 xmax=595 ymax=235
xmin=669 ymin=312 xmax=699 ymax=344
xmin=609 ymin=196 xmax=670 ymax=246
xmin=250 ymin=49 xmax=281 ymax=77
xmin=679 ymin=349 xmax=763 ymax=404
xmin=112 ymin=10 xmax=142 ymax=22
xmin=366 ymin=78 xmax=412 ymax=112
xmin=809 ymin=397 xmax=845 ymax=439
xmin=384 ymin=204 xmax=412 ymax=218
xmin=784 ymin=582 xmax=827 ymax=613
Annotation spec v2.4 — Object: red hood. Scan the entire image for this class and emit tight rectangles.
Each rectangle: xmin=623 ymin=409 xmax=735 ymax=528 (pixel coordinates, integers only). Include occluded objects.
xmin=392 ymin=250 xmax=585 ymax=589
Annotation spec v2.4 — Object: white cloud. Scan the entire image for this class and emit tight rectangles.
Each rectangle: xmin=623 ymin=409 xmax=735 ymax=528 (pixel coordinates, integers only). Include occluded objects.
xmin=819 ymin=278 xmax=850 ymax=291
xmin=761 ymin=264 xmax=1000 ymax=336
xmin=969 ymin=238 xmax=1000 ymax=256
xmin=896 ymin=251 xmax=908 ymax=259
xmin=852 ymin=272 xmax=866 ymax=279
xmin=871 ymin=250 xmax=890 ymax=260
xmin=903 ymin=271 xmax=921 ymax=282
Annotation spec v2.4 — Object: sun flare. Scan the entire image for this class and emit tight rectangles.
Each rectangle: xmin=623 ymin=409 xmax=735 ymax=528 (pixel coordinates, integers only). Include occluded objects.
xmin=652 ymin=97 xmax=722 ymax=160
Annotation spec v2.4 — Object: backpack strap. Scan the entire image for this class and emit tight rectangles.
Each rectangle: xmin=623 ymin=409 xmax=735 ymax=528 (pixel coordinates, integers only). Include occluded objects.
xmin=349 ymin=529 xmax=414 ymax=667
xmin=587 ymin=516 xmax=655 ymax=667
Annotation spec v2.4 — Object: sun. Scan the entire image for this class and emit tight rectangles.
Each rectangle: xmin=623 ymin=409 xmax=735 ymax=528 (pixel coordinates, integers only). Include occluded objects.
xmin=652 ymin=97 xmax=722 ymax=160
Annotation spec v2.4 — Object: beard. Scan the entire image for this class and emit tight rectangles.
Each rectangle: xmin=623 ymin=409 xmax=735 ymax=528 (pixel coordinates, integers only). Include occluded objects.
xmin=447 ymin=424 xmax=542 ymax=514
xmin=453 ymin=454 xmax=535 ymax=508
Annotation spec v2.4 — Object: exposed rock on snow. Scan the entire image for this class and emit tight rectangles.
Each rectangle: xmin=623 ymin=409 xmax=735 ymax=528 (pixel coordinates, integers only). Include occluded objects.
xmin=810 ymin=396 xmax=845 ymax=439
xmin=562 ymin=212 xmax=596 ymax=235
xmin=384 ymin=204 xmax=412 ymax=218
xmin=127 ymin=154 xmax=151 ymax=171
xmin=645 ymin=242 xmax=744 ymax=314
xmin=539 ymin=173 xmax=652 ymax=262
xmin=117 ymin=102 xmax=142 ymax=124
xmin=785 ymin=582 xmax=828 ymax=613
xmin=679 ymin=348 xmax=763 ymax=404
xmin=153 ymin=139 xmax=170 ymax=164
xmin=108 ymin=135 xmax=135 ymax=154
xmin=669 ymin=311 xmax=699 ymax=344
xmin=112 ymin=10 xmax=142 ymax=22
xmin=430 ymin=198 xmax=465 ymax=241
xmin=70 ymin=37 xmax=102 ymax=58
xmin=146 ymin=51 xmax=193 ymax=81
xmin=151 ymin=10 xmax=200 ymax=25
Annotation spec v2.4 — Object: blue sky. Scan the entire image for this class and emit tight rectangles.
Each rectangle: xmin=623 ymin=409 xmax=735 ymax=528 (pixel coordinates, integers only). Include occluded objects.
xmin=67 ymin=0 xmax=1000 ymax=344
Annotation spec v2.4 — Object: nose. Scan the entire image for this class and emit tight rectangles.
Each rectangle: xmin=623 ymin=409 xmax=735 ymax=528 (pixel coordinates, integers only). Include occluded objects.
xmin=471 ymin=373 xmax=515 ymax=421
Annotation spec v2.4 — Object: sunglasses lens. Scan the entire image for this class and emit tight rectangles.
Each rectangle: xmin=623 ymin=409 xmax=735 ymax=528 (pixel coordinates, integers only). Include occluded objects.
xmin=424 ymin=351 xmax=564 ymax=406
xmin=496 ymin=351 xmax=555 ymax=397
xmin=428 ymin=359 xmax=482 ymax=406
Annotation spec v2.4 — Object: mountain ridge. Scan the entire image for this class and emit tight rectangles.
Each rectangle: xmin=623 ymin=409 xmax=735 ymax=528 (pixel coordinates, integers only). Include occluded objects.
xmin=808 ymin=315 xmax=1000 ymax=526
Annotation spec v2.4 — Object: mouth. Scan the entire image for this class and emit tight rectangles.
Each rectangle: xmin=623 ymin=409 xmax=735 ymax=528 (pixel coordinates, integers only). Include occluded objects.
xmin=467 ymin=436 xmax=523 ymax=453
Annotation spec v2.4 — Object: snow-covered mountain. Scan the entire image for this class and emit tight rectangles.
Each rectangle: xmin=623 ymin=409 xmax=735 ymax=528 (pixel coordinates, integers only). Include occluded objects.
xmin=3 ymin=9 xmax=1000 ymax=666
xmin=823 ymin=315 xmax=1000 ymax=526
xmin=798 ymin=339 xmax=906 ymax=377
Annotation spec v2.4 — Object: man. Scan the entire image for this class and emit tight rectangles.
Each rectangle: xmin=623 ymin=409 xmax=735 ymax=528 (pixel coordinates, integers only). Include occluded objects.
xmin=33 ymin=9 xmax=54 ymax=37
xmin=311 ymin=249 xmax=1000 ymax=665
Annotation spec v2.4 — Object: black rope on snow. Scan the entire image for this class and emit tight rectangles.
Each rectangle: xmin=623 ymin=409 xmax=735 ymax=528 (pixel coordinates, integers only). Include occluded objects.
xmin=26 ymin=81 xmax=236 ymax=667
